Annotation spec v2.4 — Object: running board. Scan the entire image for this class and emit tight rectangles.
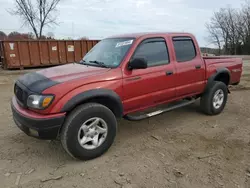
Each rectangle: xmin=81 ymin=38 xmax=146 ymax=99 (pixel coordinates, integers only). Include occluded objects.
xmin=124 ymin=99 xmax=196 ymax=121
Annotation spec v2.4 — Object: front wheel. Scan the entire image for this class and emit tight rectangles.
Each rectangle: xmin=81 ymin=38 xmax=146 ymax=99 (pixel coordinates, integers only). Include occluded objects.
xmin=200 ymin=81 xmax=228 ymax=115
xmin=60 ymin=103 xmax=117 ymax=160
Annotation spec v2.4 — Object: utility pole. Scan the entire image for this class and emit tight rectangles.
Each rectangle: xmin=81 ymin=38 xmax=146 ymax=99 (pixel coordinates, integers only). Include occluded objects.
xmin=72 ymin=22 xmax=75 ymax=39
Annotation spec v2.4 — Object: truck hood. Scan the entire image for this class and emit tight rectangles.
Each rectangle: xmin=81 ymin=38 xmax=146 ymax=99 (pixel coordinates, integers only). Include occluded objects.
xmin=38 ymin=63 xmax=110 ymax=82
xmin=17 ymin=63 xmax=110 ymax=93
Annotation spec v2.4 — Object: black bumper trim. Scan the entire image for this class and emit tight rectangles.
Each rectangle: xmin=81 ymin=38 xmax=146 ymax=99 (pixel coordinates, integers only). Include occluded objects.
xmin=11 ymin=101 xmax=65 ymax=140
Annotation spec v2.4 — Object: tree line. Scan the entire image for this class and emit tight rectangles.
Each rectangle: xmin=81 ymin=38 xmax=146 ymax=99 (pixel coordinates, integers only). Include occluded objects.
xmin=0 ymin=30 xmax=89 ymax=41
xmin=0 ymin=31 xmax=55 ymax=40
xmin=206 ymin=1 xmax=250 ymax=55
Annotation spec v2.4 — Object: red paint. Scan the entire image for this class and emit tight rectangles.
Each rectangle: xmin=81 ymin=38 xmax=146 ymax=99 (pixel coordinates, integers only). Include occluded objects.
xmin=12 ymin=32 xmax=243 ymax=117
xmin=12 ymin=97 xmax=65 ymax=119
xmin=203 ymin=57 xmax=243 ymax=84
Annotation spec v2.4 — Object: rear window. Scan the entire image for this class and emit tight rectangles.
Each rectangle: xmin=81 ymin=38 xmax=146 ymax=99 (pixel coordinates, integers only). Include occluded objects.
xmin=173 ymin=37 xmax=196 ymax=62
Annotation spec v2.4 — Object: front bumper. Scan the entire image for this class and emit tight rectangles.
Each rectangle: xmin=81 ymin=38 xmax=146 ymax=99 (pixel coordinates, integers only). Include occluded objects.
xmin=11 ymin=97 xmax=66 ymax=140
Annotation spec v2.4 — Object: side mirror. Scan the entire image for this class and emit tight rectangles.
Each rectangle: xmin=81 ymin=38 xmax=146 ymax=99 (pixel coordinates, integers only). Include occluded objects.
xmin=128 ymin=58 xmax=148 ymax=70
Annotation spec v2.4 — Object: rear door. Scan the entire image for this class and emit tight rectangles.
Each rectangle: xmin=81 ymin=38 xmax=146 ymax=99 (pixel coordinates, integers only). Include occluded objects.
xmin=172 ymin=37 xmax=206 ymax=97
xmin=122 ymin=37 xmax=176 ymax=113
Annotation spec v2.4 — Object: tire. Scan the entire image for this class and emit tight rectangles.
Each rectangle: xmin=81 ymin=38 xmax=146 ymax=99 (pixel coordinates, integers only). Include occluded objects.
xmin=200 ymin=81 xmax=228 ymax=115
xmin=60 ymin=103 xmax=117 ymax=160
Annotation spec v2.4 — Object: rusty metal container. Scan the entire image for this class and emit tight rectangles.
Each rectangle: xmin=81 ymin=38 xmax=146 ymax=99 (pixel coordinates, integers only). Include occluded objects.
xmin=0 ymin=40 xmax=100 ymax=69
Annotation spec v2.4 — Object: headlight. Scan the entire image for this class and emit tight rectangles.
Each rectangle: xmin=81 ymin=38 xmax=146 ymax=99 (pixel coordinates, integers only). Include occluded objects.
xmin=27 ymin=95 xmax=54 ymax=109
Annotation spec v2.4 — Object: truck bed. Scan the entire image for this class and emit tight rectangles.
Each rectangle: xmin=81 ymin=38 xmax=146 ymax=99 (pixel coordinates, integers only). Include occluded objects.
xmin=203 ymin=56 xmax=243 ymax=85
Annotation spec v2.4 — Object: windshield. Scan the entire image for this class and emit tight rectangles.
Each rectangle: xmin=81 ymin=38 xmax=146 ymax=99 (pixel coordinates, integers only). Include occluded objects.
xmin=81 ymin=38 xmax=134 ymax=68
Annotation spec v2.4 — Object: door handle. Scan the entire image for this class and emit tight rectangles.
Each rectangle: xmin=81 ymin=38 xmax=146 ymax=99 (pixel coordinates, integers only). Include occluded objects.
xmin=166 ymin=71 xmax=173 ymax=76
xmin=195 ymin=65 xmax=201 ymax=69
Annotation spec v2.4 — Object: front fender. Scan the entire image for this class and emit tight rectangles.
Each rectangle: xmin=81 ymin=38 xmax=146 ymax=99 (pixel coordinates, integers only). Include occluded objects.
xmin=61 ymin=88 xmax=123 ymax=113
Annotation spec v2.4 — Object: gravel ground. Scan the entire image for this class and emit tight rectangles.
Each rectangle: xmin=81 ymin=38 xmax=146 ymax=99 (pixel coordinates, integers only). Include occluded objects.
xmin=0 ymin=61 xmax=250 ymax=188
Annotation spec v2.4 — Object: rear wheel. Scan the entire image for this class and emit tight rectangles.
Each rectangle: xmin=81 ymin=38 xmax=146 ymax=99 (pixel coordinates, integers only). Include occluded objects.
xmin=60 ymin=103 xmax=117 ymax=160
xmin=200 ymin=81 xmax=228 ymax=115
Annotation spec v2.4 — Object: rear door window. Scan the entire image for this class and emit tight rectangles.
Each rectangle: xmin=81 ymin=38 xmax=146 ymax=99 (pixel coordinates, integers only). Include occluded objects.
xmin=173 ymin=37 xmax=196 ymax=62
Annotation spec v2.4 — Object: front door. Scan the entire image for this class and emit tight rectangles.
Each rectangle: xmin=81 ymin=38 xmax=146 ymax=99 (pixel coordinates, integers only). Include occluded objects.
xmin=122 ymin=37 xmax=176 ymax=114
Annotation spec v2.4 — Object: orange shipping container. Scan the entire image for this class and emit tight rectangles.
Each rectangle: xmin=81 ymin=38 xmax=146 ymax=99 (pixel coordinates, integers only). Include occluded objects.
xmin=0 ymin=40 xmax=100 ymax=69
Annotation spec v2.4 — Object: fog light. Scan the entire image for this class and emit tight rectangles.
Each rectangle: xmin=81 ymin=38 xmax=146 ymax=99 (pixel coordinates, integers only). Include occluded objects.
xmin=29 ymin=128 xmax=39 ymax=137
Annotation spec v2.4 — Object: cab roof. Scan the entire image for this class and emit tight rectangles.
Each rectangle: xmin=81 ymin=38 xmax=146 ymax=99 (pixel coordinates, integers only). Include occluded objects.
xmin=107 ymin=32 xmax=194 ymax=39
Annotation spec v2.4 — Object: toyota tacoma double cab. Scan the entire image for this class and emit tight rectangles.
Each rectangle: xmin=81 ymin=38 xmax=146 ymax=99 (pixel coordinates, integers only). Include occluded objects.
xmin=11 ymin=32 xmax=243 ymax=160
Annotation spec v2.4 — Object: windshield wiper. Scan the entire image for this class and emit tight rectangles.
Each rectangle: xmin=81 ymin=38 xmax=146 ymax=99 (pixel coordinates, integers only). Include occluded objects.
xmin=78 ymin=59 xmax=87 ymax=64
xmin=78 ymin=59 xmax=95 ymax=66
xmin=89 ymin=60 xmax=109 ymax=68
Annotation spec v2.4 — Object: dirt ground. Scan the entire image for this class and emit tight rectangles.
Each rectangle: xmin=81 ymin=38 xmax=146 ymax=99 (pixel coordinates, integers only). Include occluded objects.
xmin=1 ymin=61 xmax=250 ymax=188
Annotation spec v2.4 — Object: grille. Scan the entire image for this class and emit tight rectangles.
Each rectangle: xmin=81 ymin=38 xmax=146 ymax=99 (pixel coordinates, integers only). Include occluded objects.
xmin=14 ymin=84 xmax=27 ymax=106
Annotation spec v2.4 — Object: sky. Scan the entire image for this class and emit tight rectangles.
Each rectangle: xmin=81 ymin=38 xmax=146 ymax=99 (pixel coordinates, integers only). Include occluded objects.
xmin=0 ymin=0 xmax=246 ymax=46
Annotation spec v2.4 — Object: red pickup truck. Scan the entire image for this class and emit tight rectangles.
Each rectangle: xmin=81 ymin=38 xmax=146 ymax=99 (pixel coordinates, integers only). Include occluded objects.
xmin=11 ymin=32 xmax=243 ymax=160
